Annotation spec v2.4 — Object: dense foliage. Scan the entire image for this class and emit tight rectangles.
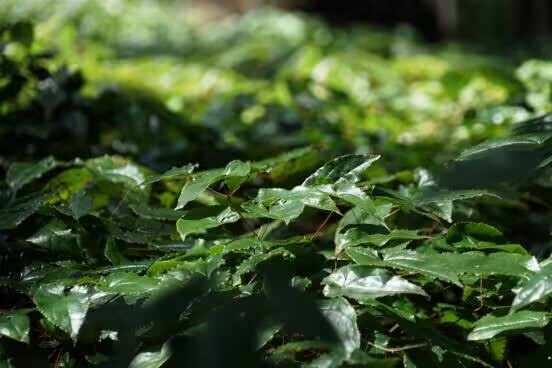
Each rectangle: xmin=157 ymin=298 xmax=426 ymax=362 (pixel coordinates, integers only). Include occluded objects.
xmin=2 ymin=3 xmax=552 ymax=367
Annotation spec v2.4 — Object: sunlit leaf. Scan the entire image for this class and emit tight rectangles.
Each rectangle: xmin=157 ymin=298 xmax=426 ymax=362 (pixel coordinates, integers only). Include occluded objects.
xmin=6 ymin=156 xmax=56 ymax=192
xmin=322 ymin=265 xmax=428 ymax=300
xmin=33 ymin=284 xmax=89 ymax=340
xmin=0 ymin=311 xmax=30 ymax=343
xmin=468 ymin=311 xmax=549 ymax=341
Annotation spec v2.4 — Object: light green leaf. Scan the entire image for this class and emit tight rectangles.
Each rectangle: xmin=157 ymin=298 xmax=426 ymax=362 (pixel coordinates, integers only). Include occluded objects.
xmin=256 ymin=187 xmax=339 ymax=213
xmin=176 ymin=207 xmax=240 ymax=240
xmin=511 ymin=262 xmax=552 ymax=312
xmin=176 ymin=170 xmax=223 ymax=210
xmin=345 ymin=247 xmax=386 ymax=267
xmin=318 ymin=297 xmax=360 ymax=355
xmin=6 ymin=156 xmax=56 ymax=192
xmin=224 ymin=160 xmax=251 ymax=177
xmin=381 ymin=249 xmax=461 ymax=286
xmin=100 ymin=272 xmax=159 ymax=295
xmin=176 ymin=160 xmax=251 ymax=209
xmin=33 ymin=284 xmax=89 ymax=340
xmin=468 ymin=311 xmax=549 ymax=341
xmin=322 ymin=265 xmax=428 ymax=300
xmin=437 ymin=251 xmax=538 ymax=277
xmin=0 ymin=311 xmax=30 ymax=343
xmin=342 ymin=228 xmax=426 ymax=248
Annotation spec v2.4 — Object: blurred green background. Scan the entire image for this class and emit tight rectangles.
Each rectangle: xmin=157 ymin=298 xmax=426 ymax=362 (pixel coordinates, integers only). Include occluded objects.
xmin=1 ymin=0 xmax=550 ymax=173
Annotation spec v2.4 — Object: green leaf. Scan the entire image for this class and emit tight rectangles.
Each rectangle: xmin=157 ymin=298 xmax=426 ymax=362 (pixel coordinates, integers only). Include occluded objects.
xmin=256 ymin=187 xmax=339 ymax=213
xmin=342 ymin=228 xmax=426 ymax=248
xmin=318 ymin=297 xmax=360 ymax=355
xmin=468 ymin=311 xmax=550 ymax=341
xmin=511 ymin=262 xmax=552 ymax=312
xmin=255 ymin=146 xmax=321 ymax=180
xmin=0 ymin=311 xmax=30 ymax=343
xmin=176 ymin=207 xmax=240 ymax=240
xmin=381 ymin=249 xmax=461 ymax=286
xmin=176 ymin=160 xmax=251 ymax=209
xmin=27 ymin=219 xmax=81 ymax=257
xmin=86 ymin=156 xmax=146 ymax=186
xmin=305 ymin=350 xmax=347 ymax=368
xmin=33 ymin=284 xmax=89 ymax=340
xmin=100 ymin=272 xmax=159 ymax=295
xmin=129 ymin=341 xmax=171 ymax=368
xmin=457 ymin=133 xmax=552 ymax=162
xmin=69 ymin=190 xmax=93 ymax=220
xmin=302 ymin=155 xmax=380 ymax=187
xmin=176 ymin=170 xmax=223 ymax=209
xmin=415 ymin=189 xmax=500 ymax=204
xmin=437 ymin=251 xmax=539 ymax=277
xmin=322 ymin=265 xmax=428 ymax=300
xmin=0 ymin=193 xmax=45 ymax=230
xmin=345 ymin=247 xmax=386 ymax=267
xmin=6 ymin=156 xmax=56 ymax=192
xmin=224 ymin=160 xmax=251 ymax=177
xmin=140 ymin=163 xmax=196 ymax=186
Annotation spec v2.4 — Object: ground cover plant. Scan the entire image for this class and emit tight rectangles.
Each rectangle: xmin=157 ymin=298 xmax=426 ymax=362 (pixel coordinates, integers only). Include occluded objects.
xmin=2 ymin=2 xmax=552 ymax=367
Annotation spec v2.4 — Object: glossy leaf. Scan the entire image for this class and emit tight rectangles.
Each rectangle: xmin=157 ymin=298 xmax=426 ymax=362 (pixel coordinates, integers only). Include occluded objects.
xmin=140 ymin=163 xmax=196 ymax=186
xmin=6 ymin=156 xmax=56 ymax=192
xmin=0 ymin=193 xmax=44 ymax=230
xmin=176 ymin=207 xmax=240 ymax=240
xmin=342 ymin=228 xmax=426 ymax=248
xmin=27 ymin=219 xmax=80 ymax=256
xmin=100 ymin=272 xmax=159 ymax=295
xmin=0 ymin=311 xmax=30 ymax=343
xmin=33 ymin=284 xmax=89 ymax=340
xmin=468 ymin=311 xmax=550 ymax=341
xmin=511 ymin=262 xmax=552 ymax=312
xmin=318 ymin=297 xmax=360 ymax=354
xmin=129 ymin=341 xmax=171 ymax=368
xmin=176 ymin=160 xmax=251 ymax=209
xmin=302 ymin=155 xmax=380 ymax=188
xmin=322 ymin=265 xmax=428 ymax=300
xmin=381 ymin=249 xmax=461 ymax=286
